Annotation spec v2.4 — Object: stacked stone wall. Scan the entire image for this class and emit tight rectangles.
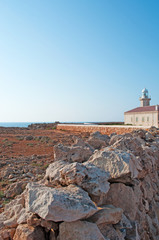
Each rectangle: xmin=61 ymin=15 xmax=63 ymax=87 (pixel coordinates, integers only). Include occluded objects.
xmin=57 ymin=124 xmax=149 ymax=135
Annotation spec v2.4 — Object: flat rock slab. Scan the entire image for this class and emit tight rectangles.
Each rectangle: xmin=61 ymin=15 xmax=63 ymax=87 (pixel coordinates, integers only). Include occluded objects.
xmin=59 ymin=221 xmax=105 ymax=240
xmin=88 ymin=205 xmax=123 ymax=225
xmin=26 ymin=183 xmax=97 ymax=222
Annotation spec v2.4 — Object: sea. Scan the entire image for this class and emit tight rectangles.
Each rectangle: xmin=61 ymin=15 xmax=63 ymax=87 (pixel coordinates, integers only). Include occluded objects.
xmin=0 ymin=122 xmax=96 ymax=128
xmin=0 ymin=122 xmax=46 ymax=128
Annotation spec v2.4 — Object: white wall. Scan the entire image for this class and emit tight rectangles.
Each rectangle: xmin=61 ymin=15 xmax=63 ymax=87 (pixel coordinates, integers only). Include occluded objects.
xmin=124 ymin=111 xmax=158 ymax=127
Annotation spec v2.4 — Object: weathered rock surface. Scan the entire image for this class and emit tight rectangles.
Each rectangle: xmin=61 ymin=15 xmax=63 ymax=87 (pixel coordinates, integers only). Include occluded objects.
xmin=45 ymin=160 xmax=110 ymax=202
xmin=86 ymin=131 xmax=110 ymax=149
xmin=88 ymin=147 xmax=142 ymax=182
xmin=98 ymin=224 xmax=125 ymax=240
xmin=59 ymin=220 xmax=105 ymax=240
xmin=13 ymin=224 xmax=45 ymax=240
xmin=88 ymin=205 xmax=123 ymax=225
xmin=5 ymin=181 xmax=27 ymax=198
xmin=26 ymin=183 xmax=97 ymax=222
xmin=103 ymin=183 xmax=137 ymax=221
xmin=54 ymin=143 xmax=94 ymax=163
xmin=112 ymin=135 xmax=145 ymax=156
xmin=0 ymin=228 xmax=16 ymax=240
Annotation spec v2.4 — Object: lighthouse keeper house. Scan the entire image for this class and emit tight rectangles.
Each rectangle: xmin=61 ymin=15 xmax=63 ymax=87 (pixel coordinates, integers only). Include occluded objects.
xmin=124 ymin=88 xmax=159 ymax=128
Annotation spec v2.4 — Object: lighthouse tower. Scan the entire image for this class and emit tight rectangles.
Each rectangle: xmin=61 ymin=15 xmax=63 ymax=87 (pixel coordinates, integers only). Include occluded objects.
xmin=139 ymin=88 xmax=151 ymax=107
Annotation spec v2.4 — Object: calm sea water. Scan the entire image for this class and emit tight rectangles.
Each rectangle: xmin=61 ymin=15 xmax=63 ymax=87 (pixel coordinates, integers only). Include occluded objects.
xmin=0 ymin=122 xmax=46 ymax=128
xmin=0 ymin=122 xmax=93 ymax=128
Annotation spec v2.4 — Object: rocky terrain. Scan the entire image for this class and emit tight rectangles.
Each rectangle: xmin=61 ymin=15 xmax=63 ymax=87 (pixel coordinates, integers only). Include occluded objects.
xmin=0 ymin=127 xmax=89 ymax=213
xmin=0 ymin=126 xmax=159 ymax=239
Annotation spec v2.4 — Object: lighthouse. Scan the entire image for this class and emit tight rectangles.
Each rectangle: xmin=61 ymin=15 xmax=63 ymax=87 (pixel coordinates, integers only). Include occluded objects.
xmin=139 ymin=88 xmax=151 ymax=107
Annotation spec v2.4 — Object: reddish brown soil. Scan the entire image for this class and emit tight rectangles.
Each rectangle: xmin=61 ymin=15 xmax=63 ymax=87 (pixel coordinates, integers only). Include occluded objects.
xmin=0 ymin=127 xmax=89 ymax=212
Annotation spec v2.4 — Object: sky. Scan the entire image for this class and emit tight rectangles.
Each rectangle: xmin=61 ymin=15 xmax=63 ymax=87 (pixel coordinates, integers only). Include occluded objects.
xmin=0 ymin=0 xmax=159 ymax=122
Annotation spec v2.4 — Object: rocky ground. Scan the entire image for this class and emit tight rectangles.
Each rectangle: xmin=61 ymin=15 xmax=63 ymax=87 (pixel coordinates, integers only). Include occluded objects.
xmin=0 ymin=127 xmax=89 ymax=213
xmin=0 ymin=126 xmax=159 ymax=239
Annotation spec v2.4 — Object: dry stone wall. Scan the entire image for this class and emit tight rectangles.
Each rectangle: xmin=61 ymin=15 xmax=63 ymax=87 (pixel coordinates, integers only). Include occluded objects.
xmin=0 ymin=127 xmax=159 ymax=240
xmin=57 ymin=124 xmax=149 ymax=135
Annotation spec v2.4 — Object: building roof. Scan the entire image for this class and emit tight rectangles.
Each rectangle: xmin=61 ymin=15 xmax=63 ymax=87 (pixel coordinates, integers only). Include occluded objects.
xmin=125 ymin=105 xmax=159 ymax=114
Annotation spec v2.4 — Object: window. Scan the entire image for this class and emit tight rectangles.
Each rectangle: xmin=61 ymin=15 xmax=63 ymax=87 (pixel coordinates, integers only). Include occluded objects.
xmin=142 ymin=117 xmax=144 ymax=122
xmin=136 ymin=117 xmax=138 ymax=122
xmin=147 ymin=117 xmax=149 ymax=122
xmin=131 ymin=117 xmax=133 ymax=122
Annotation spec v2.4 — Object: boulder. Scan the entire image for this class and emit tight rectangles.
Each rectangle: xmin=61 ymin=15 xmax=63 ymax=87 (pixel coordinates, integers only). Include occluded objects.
xmin=0 ymin=228 xmax=16 ymax=240
xmin=59 ymin=220 xmax=105 ymax=240
xmin=5 ymin=181 xmax=27 ymax=198
xmin=88 ymin=147 xmax=142 ymax=182
xmin=112 ymin=136 xmax=145 ymax=157
xmin=45 ymin=160 xmax=110 ymax=202
xmin=98 ymin=224 xmax=125 ymax=240
xmin=114 ymin=213 xmax=132 ymax=230
xmin=45 ymin=160 xmax=70 ymax=186
xmin=109 ymin=134 xmax=123 ymax=145
xmin=132 ymin=129 xmax=147 ymax=139
xmin=72 ymin=136 xmax=94 ymax=149
xmin=26 ymin=183 xmax=97 ymax=222
xmin=82 ymin=162 xmax=110 ymax=202
xmin=86 ymin=131 xmax=110 ymax=149
xmin=103 ymin=183 xmax=137 ymax=221
xmin=87 ymin=205 xmax=123 ymax=225
xmin=13 ymin=224 xmax=45 ymax=240
xmin=54 ymin=143 xmax=93 ymax=163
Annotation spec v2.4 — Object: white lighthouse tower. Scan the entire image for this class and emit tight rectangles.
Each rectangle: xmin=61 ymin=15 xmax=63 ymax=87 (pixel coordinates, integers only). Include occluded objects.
xmin=139 ymin=88 xmax=151 ymax=107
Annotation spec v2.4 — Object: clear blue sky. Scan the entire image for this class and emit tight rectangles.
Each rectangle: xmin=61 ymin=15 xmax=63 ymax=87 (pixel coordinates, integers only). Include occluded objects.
xmin=0 ymin=0 xmax=159 ymax=122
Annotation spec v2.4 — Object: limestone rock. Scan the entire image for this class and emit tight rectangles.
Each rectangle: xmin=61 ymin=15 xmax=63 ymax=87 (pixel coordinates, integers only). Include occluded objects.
xmin=45 ymin=160 xmax=110 ymax=202
xmin=114 ymin=213 xmax=132 ymax=230
xmin=132 ymin=129 xmax=147 ymax=139
xmin=82 ymin=162 xmax=110 ymax=201
xmin=3 ymin=202 xmax=24 ymax=228
xmin=112 ymin=136 xmax=145 ymax=156
xmin=88 ymin=205 xmax=123 ymax=225
xmin=0 ymin=228 xmax=16 ymax=240
xmin=88 ymin=147 xmax=142 ymax=181
xmin=98 ymin=224 xmax=125 ymax=240
xmin=109 ymin=134 xmax=123 ymax=145
xmin=72 ymin=136 xmax=94 ymax=150
xmin=59 ymin=220 xmax=105 ymax=240
xmin=86 ymin=131 xmax=110 ymax=149
xmin=104 ymin=183 xmax=137 ymax=221
xmin=5 ymin=181 xmax=27 ymax=198
xmin=45 ymin=160 xmax=70 ymax=186
xmin=17 ymin=209 xmax=32 ymax=225
xmin=26 ymin=183 xmax=97 ymax=222
xmin=54 ymin=143 xmax=93 ymax=163
xmin=13 ymin=224 xmax=45 ymax=240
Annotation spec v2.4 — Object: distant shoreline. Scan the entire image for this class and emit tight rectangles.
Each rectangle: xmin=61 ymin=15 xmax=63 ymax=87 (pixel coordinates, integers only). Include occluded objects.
xmin=0 ymin=122 xmax=124 ymax=128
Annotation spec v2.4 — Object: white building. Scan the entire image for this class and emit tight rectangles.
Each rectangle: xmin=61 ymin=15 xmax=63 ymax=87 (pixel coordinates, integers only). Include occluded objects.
xmin=124 ymin=88 xmax=159 ymax=127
